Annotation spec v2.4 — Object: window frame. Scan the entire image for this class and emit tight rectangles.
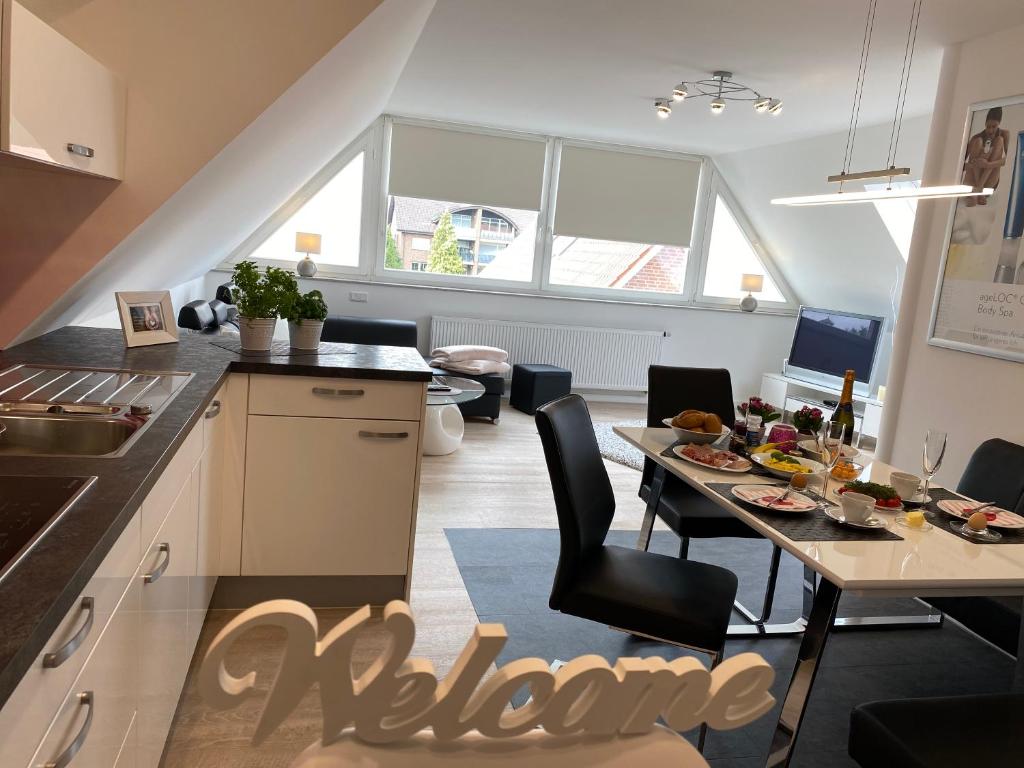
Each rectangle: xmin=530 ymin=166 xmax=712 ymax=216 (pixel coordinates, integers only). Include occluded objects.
xmin=224 ymin=122 xmax=380 ymax=278
xmin=225 ymin=115 xmax=798 ymax=314
xmin=692 ymin=171 xmax=797 ymax=310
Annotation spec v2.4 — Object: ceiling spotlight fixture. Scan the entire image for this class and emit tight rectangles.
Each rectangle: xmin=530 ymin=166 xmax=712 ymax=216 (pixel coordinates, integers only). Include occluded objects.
xmin=772 ymin=0 xmax=989 ymax=206
xmin=654 ymin=70 xmax=780 ymax=121
xmin=654 ymin=98 xmax=672 ymax=119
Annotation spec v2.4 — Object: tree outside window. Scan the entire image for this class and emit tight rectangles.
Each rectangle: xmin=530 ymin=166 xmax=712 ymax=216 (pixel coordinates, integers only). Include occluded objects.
xmin=428 ymin=211 xmax=464 ymax=275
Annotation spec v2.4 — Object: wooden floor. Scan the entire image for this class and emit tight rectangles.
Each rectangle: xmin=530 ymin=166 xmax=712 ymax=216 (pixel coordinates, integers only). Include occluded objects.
xmin=161 ymin=400 xmax=652 ymax=766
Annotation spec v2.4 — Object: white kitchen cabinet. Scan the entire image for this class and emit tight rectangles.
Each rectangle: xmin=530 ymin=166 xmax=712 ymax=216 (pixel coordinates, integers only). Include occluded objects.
xmin=193 ymin=388 xmax=226 ymax=616
xmin=136 ymin=475 xmax=198 ymax=768
xmin=30 ymin=572 xmax=140 ymax=768
xmin=1 ymin=1 xmax=126 ymax=179
xmin=141 ymin=420 xmax=203 ymax=557
xmin=242 ymin=416 xmax=421 ymax=576
xmin=248 ymin=373 xmax=423 ymax=421
xmin=213 ymin=374 xmax=248 ymax=576
xmin=0 ymin=512 xmax=139 ymax=768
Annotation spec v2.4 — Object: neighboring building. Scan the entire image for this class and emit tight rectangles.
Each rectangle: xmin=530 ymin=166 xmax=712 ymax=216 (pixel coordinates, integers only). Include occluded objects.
xmin=388 ymin=197 xmax=535 ymax=275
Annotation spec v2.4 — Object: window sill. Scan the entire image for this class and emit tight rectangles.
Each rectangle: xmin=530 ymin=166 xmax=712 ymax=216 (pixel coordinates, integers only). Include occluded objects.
xmin=210 ymin=267 xmax=798 ymax=317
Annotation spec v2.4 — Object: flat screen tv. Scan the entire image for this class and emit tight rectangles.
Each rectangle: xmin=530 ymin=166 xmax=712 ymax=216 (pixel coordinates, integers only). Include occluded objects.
xmin=786 ymin=307 xmax=885 ymax=388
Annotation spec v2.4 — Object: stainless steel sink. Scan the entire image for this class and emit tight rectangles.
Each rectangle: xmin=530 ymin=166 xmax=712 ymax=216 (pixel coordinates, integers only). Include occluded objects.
xmin=0 ymin=364 xmax=192 ymax=458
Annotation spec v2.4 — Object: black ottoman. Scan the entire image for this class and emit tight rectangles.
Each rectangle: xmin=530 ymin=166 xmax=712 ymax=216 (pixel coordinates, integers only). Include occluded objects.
xmin=510 ymin=364 xmax=572 ymax=415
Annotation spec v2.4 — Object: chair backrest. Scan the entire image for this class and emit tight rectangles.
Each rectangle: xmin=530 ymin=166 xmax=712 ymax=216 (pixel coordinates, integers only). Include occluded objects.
xmin=535 ymin=394 xmax=616 ymax=609
xmin=957 ymin=438 xmax=1024 ymax=514
xmin=321 ymin=315 xmax=418 ymax=347
xmin=641 ymin=365 xmax=736 ymax=489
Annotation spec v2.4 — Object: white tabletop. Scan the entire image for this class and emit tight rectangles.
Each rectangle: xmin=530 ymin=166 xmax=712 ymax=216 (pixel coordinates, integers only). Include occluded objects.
xmin=615 ymin=427 xmax=1024 ymax=597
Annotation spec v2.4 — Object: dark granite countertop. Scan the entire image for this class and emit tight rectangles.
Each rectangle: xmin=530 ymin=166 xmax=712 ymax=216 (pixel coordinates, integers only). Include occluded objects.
xmin=0 ymin=326 xmax=430 ymax=708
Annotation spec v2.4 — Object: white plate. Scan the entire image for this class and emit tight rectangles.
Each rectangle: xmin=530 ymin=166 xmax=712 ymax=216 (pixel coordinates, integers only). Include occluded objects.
xmin=797 ymin=439 xmax=860 ymax=461
xmin=731 ymin=484 xmax=818 ymax=513
xmin=832 ymin=488 xmax=903 ymax=512
xmin=750 ymin=452 xmax=825 ymax=479
xmin=899 ymin=492 xmax=933 ymax=507
xmin=824 ymin=506 xmax=890 ymax=530
xmin=671 ymin=445 xmax=751 ymax=473
xmin=937 ymin=499 xmax=1024 ymax=530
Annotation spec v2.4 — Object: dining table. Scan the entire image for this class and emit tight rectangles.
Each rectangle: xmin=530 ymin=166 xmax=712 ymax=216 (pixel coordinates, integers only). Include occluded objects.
xmin=614 ymin=425 xmax=1024 ymax=768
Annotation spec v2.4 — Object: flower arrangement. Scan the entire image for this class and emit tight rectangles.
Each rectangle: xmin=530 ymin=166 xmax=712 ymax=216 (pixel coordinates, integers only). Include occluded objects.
xmin=737 ymin=397 xmax=781 ymax=423
xmin=792 ymin=405 xmax=824 ymax=433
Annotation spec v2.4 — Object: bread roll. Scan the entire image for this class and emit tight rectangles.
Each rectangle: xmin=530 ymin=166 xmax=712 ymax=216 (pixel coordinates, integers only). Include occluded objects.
xmin=673 ymin=411 xmax=706 ymax=429
xmin=703 ymin=413 xmax=723 ymax=434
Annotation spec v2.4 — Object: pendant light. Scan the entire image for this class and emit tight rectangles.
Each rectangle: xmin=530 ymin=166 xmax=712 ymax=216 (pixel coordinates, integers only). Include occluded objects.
xmin=772 ymin=0 xmax=992 ymax=206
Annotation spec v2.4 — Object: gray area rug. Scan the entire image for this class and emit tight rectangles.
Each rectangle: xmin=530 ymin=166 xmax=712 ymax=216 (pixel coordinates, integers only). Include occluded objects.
xmin=445 ymin=528 xmax=1015 ymax=768
xmin=593 ymin=419 xmax=645 ymax=471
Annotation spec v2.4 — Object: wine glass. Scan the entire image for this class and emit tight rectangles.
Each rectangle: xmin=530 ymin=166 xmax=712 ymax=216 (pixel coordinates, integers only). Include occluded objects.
xmin=921 ymin=430 xmax=947 ymax=503
xmin=817 ymin=421 xmax=847 ymax=501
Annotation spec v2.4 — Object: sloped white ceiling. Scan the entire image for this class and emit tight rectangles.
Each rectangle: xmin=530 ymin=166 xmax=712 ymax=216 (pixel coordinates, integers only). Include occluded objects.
xmin=16 ymin=0 xmax=435 ymax=342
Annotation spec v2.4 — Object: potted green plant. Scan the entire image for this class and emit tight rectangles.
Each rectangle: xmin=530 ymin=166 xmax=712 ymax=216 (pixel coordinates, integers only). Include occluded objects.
xmin=283 ymin=288 xmax=328 ymax=350
xmin=737 ymin=397 xmax=781 ymax=425
xmin=231 ymin=260 xmax=296 ymax=351
xmin=792 ymin=405 xmax=825 ymax=438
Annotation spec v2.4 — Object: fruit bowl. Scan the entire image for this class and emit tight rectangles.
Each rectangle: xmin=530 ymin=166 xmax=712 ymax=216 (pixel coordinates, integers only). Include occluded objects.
xmin=661 ymin=418 xmax=730 ymax=445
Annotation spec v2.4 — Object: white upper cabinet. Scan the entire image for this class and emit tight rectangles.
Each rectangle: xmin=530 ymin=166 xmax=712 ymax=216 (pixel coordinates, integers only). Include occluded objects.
xmin=1 ymin=0 xmax=126 ymax=179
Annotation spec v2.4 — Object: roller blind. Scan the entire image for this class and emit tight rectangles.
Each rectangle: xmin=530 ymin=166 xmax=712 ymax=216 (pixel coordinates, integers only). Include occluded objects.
xmin=554 ymin=145 xmax=702 ymax=246
xmin=389 ymin=123 xmax=547 ymax=211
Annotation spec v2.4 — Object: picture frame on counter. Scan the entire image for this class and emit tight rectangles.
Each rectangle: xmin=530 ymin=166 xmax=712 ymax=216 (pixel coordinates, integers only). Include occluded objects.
xmin=115 ymin=290 xmax=179 ymax=347
xmin=928 ymin=94 xmax=1024 ymax=363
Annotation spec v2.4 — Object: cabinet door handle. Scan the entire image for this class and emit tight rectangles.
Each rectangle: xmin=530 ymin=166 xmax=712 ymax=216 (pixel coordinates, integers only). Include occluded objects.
xmin=66 ymin=143 xmax=95 ymax=158
xmin=205 ymin=399 xmax=222 ymax=419
xmin=43 ymin=691 xmax=93 ymax=768
xmin=43 ymin=597 xmax=94 ymax=669
xmin=143 ymin=543 xmax=171 ymax=584
xmin=358 ymin=430 xmax=409 ymax=439
xmin=311 ymin=387 xmax=364 ymax=398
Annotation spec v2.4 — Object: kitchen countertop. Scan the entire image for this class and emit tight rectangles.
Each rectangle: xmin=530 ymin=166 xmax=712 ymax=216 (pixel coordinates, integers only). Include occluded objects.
xmin=0 ymin=326 xmax=431 ymax=709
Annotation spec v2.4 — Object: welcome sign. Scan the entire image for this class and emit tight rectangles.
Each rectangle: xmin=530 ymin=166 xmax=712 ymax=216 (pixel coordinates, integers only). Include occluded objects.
xmin=931 ymin=95 xmax=1024 ymax=362
xmin=198 ymin=600 xmax=776 ymax=767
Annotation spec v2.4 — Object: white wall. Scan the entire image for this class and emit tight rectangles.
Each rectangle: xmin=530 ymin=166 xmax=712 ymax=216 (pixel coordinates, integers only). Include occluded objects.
xmin=881 ymin=25 xmax=1024 ymax=484
xmin=14 ymin=0 xmax=435 ymax=344
xmin=202 ymin=270 xmax=795 ymax=400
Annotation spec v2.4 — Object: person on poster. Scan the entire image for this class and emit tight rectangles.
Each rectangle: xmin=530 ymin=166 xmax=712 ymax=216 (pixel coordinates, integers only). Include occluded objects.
xmin=963 ymin=106 xmax=1009 ymax=206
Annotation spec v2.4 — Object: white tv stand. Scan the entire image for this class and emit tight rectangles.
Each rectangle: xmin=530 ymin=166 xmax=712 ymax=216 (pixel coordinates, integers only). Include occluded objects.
xmin=759 ymin=373 xmax=883 ymax=447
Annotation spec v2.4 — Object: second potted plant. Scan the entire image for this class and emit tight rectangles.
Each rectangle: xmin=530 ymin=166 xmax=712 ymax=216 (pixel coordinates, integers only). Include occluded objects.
xmin=231 ymin=260 xmax=296 ymax=351
xmin=283 ymin=288 xmax=329 ymax=350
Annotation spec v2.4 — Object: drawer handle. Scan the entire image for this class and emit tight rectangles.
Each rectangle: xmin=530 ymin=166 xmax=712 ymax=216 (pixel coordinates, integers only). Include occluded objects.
xmin=143 ymin=543 xmax=171 ymax=584
xmin=43 ymin=691 xmax=93 ymax=768
xmin=358 ymin=430 xmax=409 ymax=440
xmin=66 ymin=143 xmax=95 ymax=158
xmin=311 ymin=387 xmax=364 ymax=398
xmin=205 ymin=399 xmax=222 ymax=419
xmin=43 ymin=597 xmax=94 ymax=669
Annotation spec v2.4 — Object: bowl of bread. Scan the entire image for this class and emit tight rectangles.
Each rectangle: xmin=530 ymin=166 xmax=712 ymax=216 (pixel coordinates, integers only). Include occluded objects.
xmin=662 ymin=410 xmax=730 ymax=445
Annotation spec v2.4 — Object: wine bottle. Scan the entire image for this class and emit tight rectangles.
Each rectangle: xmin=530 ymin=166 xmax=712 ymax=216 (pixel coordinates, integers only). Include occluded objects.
xmin=831 ymin=369 xmax=857 ymax=445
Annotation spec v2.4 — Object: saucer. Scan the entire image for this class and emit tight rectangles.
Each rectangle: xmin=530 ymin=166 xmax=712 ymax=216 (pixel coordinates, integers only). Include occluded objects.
xmin=900 ymin=492 xmax=933 ymax=508
xmin=949 ymin=521 xmax=1002 ymax=542
xmin=824 ymin=506 xmax=889 ymax=530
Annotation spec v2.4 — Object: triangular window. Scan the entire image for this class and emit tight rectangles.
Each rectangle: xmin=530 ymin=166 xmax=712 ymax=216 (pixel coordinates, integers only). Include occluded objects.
xmin=702 ymin=194 xmax=785 ymax=302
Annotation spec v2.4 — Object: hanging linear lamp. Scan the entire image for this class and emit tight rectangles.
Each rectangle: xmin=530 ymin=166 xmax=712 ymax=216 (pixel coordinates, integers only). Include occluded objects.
xmin=772 ymin=0 xmax=992 ymax=206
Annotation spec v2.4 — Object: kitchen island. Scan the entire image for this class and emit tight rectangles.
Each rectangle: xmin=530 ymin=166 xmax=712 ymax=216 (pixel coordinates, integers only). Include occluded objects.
xmin=0 ymin=326 xmax=431 ymax=767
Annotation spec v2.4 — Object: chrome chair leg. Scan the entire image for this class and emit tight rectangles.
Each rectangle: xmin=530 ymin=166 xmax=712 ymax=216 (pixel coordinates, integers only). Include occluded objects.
xmin=678 ymin=536 xmax=690 ymax=559
xmin=731 ymin=544 xmax=783 ymax=631
xmin=636 ymin=465 xmax=666 ymax=551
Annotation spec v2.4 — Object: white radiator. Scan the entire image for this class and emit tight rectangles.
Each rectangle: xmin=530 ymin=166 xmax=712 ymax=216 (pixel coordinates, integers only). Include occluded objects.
xmin=430 ymin=316 xmax=665 ymax=391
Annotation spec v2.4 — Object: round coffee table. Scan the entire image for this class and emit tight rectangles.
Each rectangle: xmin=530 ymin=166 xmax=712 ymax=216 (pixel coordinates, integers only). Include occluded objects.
xmin=424 ymin=376 xmax=486 ymax=455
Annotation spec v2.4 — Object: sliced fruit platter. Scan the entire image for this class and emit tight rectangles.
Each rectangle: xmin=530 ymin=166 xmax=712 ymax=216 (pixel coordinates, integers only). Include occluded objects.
xmin=672 ymin=443 xmax=751 ymax=472
xmin=835 ymin=481 xmax=903 ymax=509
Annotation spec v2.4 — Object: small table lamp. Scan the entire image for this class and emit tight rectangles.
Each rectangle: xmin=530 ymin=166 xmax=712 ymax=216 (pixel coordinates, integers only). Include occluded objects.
xmin=295 ymin=232 xmax=322 ymax=277
xmin=739 ymin=273 xmax=763 ymax=312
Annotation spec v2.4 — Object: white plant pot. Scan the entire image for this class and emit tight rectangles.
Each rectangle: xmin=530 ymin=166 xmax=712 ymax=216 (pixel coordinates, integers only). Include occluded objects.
xmin=288 ymin=319 xmax=324 ymax=350
xmin=238 ymin=316 xmax=277 ymax=351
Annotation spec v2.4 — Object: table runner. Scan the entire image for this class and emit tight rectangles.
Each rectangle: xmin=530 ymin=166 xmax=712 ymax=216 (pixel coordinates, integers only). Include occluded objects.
xmin=705 ymin=482 xmax=904 ymax=542
xmin=918 ymin=487 xmax=1024 ymax=545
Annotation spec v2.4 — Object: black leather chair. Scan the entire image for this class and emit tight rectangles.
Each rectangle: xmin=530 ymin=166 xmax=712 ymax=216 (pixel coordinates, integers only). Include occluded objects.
xmin=536 ymin=394 xmax=738 ymax=751
xmin=849 ymin=692 xmax=1024 ymax=767
xmin=926 ymin=438 xmax=1024 ymax=654
xmin=639 ymin=365 xmax=782 ymax=628
xmin=321 ymin=315 xmax=418 ymax=347
xmin=177 ymin=299 xmax=237 ymax=334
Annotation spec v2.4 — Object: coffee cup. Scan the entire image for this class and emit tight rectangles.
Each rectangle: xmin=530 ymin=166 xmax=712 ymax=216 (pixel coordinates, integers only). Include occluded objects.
xmin=840 ymin=491 xmax=875 ymax=523
xmin=890 ymin=472 xmax=921 ymax=501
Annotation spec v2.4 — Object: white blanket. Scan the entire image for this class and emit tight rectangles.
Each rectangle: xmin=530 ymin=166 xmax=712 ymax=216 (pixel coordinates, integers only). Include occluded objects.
xmin=430 ymin=344 xmax=508 ymax=363
xmin=430 ymin=359 xmax=511 ymax=376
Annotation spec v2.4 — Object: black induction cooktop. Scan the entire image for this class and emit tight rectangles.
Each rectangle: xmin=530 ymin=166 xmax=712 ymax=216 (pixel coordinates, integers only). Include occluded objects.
xmin=0 ymin=475 xmax=96 ymax=583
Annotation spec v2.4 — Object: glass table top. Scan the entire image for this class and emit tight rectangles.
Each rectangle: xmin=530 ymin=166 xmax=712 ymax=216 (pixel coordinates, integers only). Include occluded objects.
xmin=427 ymin=376 xmax=487 ymax=406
